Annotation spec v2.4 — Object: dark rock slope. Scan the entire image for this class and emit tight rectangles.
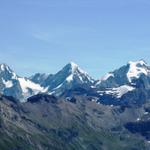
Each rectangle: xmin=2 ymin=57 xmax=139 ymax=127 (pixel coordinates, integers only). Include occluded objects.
xmin=0 ymin=94 xmax=148 ymax=150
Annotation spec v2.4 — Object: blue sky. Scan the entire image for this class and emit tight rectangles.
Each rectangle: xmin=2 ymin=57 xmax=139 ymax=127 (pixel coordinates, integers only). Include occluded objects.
xmin=0 ymin=0 xmax=150 ymax=78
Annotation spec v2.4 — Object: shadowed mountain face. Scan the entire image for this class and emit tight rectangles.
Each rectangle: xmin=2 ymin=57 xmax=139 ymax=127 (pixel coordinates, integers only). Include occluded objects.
xmin=125 ymin=121 xmax=150 ymax=140
xmin=0 ymin=94 xmax=148 ymax=150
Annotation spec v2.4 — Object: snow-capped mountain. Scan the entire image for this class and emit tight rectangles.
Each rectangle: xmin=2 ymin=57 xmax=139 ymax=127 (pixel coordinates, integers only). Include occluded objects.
xmin=96 ymin=60 xmax=150 ymax=88
xmin=1 ymin=60 xmax=150 ymax=105
xmin=0 ymin=64 xmax=44 ymax=102
xmin=31 ymin=62 xmax=95 ymax=96
xmin=0 ymin=62 xmax=95 ymax=101
xmin=96 ymin=60 xmax=150 ymax=105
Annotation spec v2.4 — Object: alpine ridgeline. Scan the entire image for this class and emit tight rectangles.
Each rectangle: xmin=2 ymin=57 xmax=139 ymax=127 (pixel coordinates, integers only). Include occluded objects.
xmin=0 ymin=60 xmax=150 ymax=106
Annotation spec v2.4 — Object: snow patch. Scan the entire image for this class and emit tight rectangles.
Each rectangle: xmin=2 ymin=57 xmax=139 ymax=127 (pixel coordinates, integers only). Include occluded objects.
xmin=70 ymin=62 xmax=78 ymax=72
xmin=2 ymin=79 xmax=13 ymax=88
xmin=91 ymin=85 xmax=95 ymax=88
xmin=127 ymin=60 xmax=149 ymax=82
xmin=136 ymin=118 xmax=141 ymax=121
xmin=101 ymin=73 xmax=114 ymax=81
xmin=144 ymin=112 xmax=149 ymax=115
xmin=18 ymin=78 xmax=44 ymax=93
xmin=99 ymin=85 xmax=135 ymax=98
xmin=53 ymin=83 xmax=63 ymax=90
xmin=114 ymin=85 xmax=135 ymax=98
xmin=66 ymin=74 xmax=73 ymax=82
xmin=0 ymin=64 xmax=5 ymax=71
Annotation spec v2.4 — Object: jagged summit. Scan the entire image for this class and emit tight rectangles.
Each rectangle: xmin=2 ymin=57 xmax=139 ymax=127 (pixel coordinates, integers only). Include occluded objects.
xmin=0 ymin=63 xmax=9 ymax=70
xmin=127 ymin=60 xmax=150 ymax=82
xmin=96 ymin=60 xmax=150 ymax=87
xmin=0 ymin=63 xmax=17 ymax=80
xmin=62 ymin=62 xmax=79 ymax=74
xmin=30 ymin=62 xmax=95 ymax=96
xmin=128 ymin=59 xmax=147 ymax=66
xmin=0 ymin=63 xmax=15 ymax=73
xmin=63 ymin=62 xmax=85 ymax=74
xmin=69 ymin=61 xmax=78 ymax=69
xmin=0 ymin=63 xmax=44 ymax=101
xmin=41 ymin=62 xmax=95 ymax=96
xmin=95 ymin=60 xmax=150 ymax=102
xmin=0 ymin=60 xmax=150 ymax=102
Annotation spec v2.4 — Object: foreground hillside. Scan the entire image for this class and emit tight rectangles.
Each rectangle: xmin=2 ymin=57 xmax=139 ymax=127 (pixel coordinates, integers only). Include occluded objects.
xmin=0 ymin=94 xmax=149 ymax=150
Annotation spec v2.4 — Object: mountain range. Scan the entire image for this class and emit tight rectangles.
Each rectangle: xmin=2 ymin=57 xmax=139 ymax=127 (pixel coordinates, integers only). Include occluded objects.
xmin=0 ymin=60 xmax=150 ymax=106
xmin=1 ymin=60 xmax=150 ymax=149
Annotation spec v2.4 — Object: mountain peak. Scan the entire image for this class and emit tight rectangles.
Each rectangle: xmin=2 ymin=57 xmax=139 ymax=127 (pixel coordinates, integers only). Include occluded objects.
xmin=128 ymin=60 xmax=147 ymax=67
xmin=0 ymin=63 xmax=11 ymax=72
xmin=127 ymin=60 xmax=149 ymax=82
xmin=64 ymin=62 xmax=85 ymax=75
xmin=0 ymin=63 xmax=17 ymax=80
xmin=96 ymin=59 xmax=150 ymax=88
xmin=67 ymin=62 xmax=79 ymax=72
xmin=69 ymin=61 xmax=78 ymax=67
